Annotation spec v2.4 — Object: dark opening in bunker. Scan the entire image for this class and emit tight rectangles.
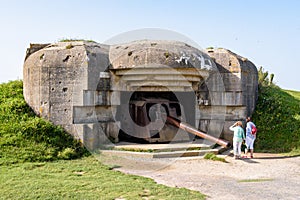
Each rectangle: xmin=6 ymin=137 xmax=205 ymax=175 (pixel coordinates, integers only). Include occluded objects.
xmin=117 ymin=91 xmax=195 ymax=143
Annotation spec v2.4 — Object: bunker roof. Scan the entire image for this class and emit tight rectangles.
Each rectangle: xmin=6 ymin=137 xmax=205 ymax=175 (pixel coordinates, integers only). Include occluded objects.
xmin=109 ymin=40 xmax=217 ymax=71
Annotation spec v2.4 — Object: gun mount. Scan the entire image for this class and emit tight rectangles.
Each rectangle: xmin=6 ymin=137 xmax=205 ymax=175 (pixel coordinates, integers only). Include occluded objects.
xmin=166 ymin=116 xmax=230 ymax=147
xmin=118 ymin=95 xmax=230 ymax=147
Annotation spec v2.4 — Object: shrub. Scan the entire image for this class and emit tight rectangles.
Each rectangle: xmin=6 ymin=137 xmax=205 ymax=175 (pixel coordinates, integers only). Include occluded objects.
xmin=58 ymin=148 xmax=77 ymax=159
xmin=65 ymin=44 xmax=74 ymax=49
xmin=252 ymin=85 xmax=300 ymax=153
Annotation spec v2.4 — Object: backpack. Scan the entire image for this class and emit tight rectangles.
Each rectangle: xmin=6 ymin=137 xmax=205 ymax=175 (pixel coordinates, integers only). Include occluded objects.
xmin=251 ymin=126 xmax=257 ymax=135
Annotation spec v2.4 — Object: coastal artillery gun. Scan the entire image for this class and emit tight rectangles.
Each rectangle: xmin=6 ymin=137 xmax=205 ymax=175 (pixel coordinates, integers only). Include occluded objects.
xmin=118 ymin=95 xmax=230 ymax=147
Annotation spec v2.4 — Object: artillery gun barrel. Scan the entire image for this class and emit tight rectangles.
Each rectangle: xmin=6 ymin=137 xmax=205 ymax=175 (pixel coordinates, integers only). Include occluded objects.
xmin=166 ymin=116 xmax=230 ymax=147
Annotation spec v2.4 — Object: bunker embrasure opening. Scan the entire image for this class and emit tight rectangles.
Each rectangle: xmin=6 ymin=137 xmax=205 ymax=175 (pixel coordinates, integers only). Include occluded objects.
xmin=117 ymin=91 xmax=195 ymax=143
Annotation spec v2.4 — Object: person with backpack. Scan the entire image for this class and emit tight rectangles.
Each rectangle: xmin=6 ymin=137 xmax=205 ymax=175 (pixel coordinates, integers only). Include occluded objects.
xmin=229 ymin=121 xmax=245 ymax=159
xmin=244 ymin=117 xmax=257 ymax=158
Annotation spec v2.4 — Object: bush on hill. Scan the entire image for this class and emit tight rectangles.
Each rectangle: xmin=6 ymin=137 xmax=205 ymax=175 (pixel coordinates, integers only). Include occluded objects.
xmin=253 ymin=84 xmax=300 ymax=153
xmin=0 ymin=80 xmax=89 ymax=165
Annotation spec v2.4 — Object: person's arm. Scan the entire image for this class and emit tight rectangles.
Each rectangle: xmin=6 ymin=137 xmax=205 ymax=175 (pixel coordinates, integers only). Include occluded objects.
xmin=229 ymin=123 xmax=237 ymax=131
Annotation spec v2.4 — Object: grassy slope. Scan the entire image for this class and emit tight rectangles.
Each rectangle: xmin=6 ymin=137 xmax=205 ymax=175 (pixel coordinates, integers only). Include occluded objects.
xmin=1 ymin=157 xmax=204 ymax=200
xmin=0 ymin=80 xmax=89 ymax=165
xmin=0 ymin=80 xmax=205 ymax=199
xmin=252 ymin=85 xmax=300 ymax=153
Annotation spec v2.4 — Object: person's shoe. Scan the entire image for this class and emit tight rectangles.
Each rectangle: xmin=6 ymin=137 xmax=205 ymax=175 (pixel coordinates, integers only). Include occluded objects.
xmin=242 ymin=155 xmax=247 ymax=158
xmin=250 ymin=155 xmax=254 ymax=158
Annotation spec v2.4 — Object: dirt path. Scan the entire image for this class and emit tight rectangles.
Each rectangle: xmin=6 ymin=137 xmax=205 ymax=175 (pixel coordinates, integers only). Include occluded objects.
xmin=100 ymin=153 xmax=300 ymax=200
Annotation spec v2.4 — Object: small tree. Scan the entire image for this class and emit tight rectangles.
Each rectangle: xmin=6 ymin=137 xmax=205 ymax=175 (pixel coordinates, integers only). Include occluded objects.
xmin=269 ymin=73 xmax=274 ymax=85
xmin=258 ymin=66 xmax=274 ymax=86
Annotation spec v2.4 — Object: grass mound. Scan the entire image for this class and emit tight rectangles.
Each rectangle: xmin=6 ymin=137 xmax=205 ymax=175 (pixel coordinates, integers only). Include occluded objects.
xmin=0 ymin=80 xmax=89 ymax=165
xmin=253 ymin=85 xmax=300 ymax=153
xmin=203 ymin=153 xmax=227 ymax=162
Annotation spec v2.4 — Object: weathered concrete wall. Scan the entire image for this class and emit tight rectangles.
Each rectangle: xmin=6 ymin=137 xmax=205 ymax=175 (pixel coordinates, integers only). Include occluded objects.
xmin=23 ymin=40 xmax=258 ymax=148
xmin=205 ymin=48 xmax=258 ymax=141
xmin=23 ymin=41 xmax=114 ymax=148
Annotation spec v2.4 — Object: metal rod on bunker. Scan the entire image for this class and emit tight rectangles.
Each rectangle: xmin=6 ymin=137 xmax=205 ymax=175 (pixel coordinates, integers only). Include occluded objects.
xmin=166 ymin=116 xmax=230 ymax=147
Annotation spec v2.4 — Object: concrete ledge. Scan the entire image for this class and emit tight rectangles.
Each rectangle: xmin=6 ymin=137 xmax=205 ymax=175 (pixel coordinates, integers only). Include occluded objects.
xmin=100 ymin=148 xmax=219 ymax=159
xmin=114 ymin=142 xmax=211 ymax=152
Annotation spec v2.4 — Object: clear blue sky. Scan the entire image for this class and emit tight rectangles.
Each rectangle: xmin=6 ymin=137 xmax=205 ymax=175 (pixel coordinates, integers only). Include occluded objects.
xmin=0 ymin=0 xmax=299 ymax=90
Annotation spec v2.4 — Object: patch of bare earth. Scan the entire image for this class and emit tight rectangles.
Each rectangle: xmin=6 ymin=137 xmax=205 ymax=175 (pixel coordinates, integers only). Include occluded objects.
xmin=100 ymin=153 xmax=300 ymax=200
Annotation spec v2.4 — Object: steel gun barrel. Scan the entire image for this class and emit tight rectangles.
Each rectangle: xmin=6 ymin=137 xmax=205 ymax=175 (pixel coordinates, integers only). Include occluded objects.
xmin=167 ymin=116 xmax=230 ymax=147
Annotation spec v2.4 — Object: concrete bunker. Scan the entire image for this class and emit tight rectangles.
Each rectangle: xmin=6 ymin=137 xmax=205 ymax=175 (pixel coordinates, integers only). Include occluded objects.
xmin=23 ymin=40 xmax=258 ymax=149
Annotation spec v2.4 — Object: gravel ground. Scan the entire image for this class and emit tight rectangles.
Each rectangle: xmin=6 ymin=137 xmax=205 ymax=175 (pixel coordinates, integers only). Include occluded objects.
xmin=99 ymin=152 xmax=300 ymax=200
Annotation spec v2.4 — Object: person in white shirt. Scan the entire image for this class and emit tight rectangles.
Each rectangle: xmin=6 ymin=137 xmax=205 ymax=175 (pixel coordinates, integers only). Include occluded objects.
xmin=244 ymin=117 xmax=257 ymax=158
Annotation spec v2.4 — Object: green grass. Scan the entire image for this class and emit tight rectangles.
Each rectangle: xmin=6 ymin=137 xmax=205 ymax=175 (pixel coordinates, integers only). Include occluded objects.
xmin=1 ymin=157 xmax=205 ymax=200
xmin=238 ymin=178 xmax=274 ymax=183
xmin=0 ymin=81 xmax=89 ymax=165
xmin=203 ymin=153 xmax=227 ymax=162
xmin=285 ymin=90 xmax=300 ymax=100
xmin=282 ymin=147 xmax=300 ymax=157
xmin=0 ymin=80 xmax=205 ymax=199
xmin=114 ymin=147 xmax=155 ymax=153
xmin=252 ymin=85 xmax=300 ymax=153
xmin=59 ymin=38 xmax=96 ymax=43
xmin=65 ymin=44 xmax=74 ymax=49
